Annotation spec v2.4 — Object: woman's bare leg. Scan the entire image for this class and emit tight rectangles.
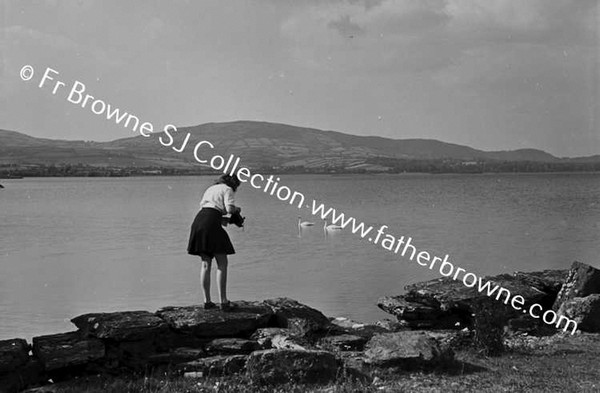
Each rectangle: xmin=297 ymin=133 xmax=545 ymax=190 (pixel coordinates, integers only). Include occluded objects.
xmin=200 ymin=256 xmax=212 ymax=303
xmin=214 ymin=254 xmax=229 ymax=303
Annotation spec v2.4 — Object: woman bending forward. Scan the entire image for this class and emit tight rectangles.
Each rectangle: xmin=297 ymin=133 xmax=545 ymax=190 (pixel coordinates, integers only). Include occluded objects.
xmin=187 ymin=174 xmax=241 ymax=311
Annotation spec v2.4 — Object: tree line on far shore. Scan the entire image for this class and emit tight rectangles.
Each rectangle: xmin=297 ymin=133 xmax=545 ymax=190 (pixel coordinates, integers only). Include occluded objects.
xmin=1 ymin=158 xmax=600 ymax=178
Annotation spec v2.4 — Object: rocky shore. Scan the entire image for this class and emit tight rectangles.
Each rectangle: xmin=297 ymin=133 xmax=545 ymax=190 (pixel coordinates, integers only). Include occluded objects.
xmin=2 ymin=261 xmax=600 ymax=393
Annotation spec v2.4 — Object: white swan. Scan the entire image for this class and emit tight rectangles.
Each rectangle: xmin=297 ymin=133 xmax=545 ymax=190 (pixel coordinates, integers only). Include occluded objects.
xmin=298 ymin=216 xmax=315 ymax=227
xmin=324 ymin=220 xmax=343 ymax=231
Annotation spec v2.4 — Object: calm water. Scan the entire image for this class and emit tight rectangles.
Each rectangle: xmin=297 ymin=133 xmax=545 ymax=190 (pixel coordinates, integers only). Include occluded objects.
xmin=1 ymin=173 xmax=599 ymax=340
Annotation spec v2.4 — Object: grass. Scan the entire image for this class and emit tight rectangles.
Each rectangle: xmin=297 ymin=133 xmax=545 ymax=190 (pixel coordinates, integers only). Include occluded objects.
xmin=40 ymin=332 xmax=600 ymax=393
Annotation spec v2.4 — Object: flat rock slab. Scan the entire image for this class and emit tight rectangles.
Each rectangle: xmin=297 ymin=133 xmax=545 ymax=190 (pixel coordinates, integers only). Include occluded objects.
xmin=71 ymin=311 xmax=169 ymax=341
xmin=554 ymin=262 xmax=600 ymax=310
xmin=178 ymin=355 xmax=248 ymax=376
xmin=246 ymin=349 xmax=339 ymax=385
xmin=0 ymin=338 xmax=30 ymax=374
xmin=319 ymin=334 xmax=368 ymax=351
xmin=156 ymin=301 xmax=273 ymax=338
xmin=263 ymin=298 xmax=331 ymax=336
xmin=148 ymin=347 xmax=205 ymax=365
xmin=364 ymin=331 xmax=451 ymax=367
xmin=557 ymin=294 xmax=600 ymax=333
xmin=205 ymin=338 xmax=260 ymax=355
xmin=32 ymin=331 xmax=104 ymax=371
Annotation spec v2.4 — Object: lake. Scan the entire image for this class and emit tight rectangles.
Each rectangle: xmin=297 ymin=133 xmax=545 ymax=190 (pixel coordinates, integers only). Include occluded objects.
xmin=1 ymin=173 xmax=599 ymax=340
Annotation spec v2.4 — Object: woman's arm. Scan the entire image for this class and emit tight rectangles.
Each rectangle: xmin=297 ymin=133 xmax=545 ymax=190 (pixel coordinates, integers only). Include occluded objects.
xmin=224 ymin=187 xmax=241 ymax=215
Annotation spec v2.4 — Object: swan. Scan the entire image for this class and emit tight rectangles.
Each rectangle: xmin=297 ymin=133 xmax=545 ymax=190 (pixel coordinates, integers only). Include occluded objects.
xmin=324 ymin=220 xmax=343 ymax=231
xmin=298 ymin=216 xmax=315 ymax=227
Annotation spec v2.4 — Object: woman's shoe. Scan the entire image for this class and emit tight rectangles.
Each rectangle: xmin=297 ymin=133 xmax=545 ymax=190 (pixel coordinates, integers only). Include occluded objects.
xmin=220 ymin=301 xmax=237 ymax=312
xmin=204 ymin=301 xmax=217 ymax=310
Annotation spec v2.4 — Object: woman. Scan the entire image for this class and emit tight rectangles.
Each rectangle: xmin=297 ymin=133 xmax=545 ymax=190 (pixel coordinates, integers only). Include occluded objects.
xmin=187 ymin=174 xmax=242 ymax=311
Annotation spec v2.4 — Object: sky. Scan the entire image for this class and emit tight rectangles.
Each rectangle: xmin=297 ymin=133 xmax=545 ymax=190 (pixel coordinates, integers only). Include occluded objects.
xmin=0 ymin=0 xmax=598 ymax=157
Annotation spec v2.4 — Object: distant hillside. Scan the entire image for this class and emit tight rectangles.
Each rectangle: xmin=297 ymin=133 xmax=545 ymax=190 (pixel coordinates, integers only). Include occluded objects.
xmin=1 ymin=121 xmax=599 ymax=174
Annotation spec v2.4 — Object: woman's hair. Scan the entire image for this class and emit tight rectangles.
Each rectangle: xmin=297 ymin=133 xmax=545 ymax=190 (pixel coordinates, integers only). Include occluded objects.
xmin=215 ymin=174 xmax=241 ymax=191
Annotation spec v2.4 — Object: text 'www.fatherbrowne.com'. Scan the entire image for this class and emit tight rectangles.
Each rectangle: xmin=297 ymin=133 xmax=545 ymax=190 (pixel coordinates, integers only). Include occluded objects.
xmin=22 ymin=64 xmax=578 ymax=335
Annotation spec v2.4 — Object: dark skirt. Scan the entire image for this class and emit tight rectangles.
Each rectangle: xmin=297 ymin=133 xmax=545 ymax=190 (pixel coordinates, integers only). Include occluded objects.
xmin=187 ymin=207 xmax=235 ymax=258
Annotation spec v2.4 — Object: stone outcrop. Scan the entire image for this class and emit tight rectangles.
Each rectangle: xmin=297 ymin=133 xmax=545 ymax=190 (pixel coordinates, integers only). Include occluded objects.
xmin=32 ymin=332 xmax=105 ymax=372
xmin=319 ymin=334 xmax=368 ymax=352
xmin=378 ymin=269 xmax=568 ymax=331
xmin=364 ymin=331 xmax=451 ymax=368
xmin=0 ymin=339 xmax=29 ymax=374
xmin=262 ymin=298 xmax=331 ymax=336
xmin=553 ymin=261 xmax=600 ymax=311
xmin=557 ymin=294 xmax=600 ymax=333
xmin=246 ymin=349 xmax=338 ymax=384
xmin=71 ymin=311 xmax=169 ymax=341
xmin=178 ymin=355 xmax=248 ymax=377
xmin=156 ymin=301 xmax=273 ymax=338
xmin=6 ymin=262 xmax=599 ymax=392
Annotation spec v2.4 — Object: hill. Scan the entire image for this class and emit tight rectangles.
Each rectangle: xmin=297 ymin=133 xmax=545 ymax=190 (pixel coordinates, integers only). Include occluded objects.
xmin=0 ymin=121 xmax=598 ymax=175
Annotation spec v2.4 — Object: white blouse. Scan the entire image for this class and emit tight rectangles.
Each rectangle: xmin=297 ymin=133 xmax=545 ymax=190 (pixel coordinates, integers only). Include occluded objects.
xmin=199 ymin=183 xmax=235 ymax=214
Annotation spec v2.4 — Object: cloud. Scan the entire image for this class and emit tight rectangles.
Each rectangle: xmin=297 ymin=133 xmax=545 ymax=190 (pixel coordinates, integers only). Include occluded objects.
xmin=280 ymin=0 xmax=597 ymax=74
xmin=328 ymin=15 xmax=365 ymax=38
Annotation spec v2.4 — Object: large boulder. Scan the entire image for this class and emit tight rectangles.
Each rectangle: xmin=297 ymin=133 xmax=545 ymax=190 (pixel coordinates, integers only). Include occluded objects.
xmin=32 ymin=331 xmax=104 ymax=371
xmin=363 ymin=331 xmax=452 ymax=368
xmin=553 ymin=262 xmax=600 ymax=310
xmin=0 ymin=339 xmax=30 ymax=374
xmin=379 ymin=269 xmax=568 ymax=330
xmin=156 ymin=301 xmax=273 ymax=338
xmin=71 ymin=311 xmax=169 ymax=341
xmin=263 ymin=298 xmax=331 ymax=336
xmin=246 ymin=349 xmax=339 ymax=385
xmin=557 ymin=294 xmax=600 ymax=333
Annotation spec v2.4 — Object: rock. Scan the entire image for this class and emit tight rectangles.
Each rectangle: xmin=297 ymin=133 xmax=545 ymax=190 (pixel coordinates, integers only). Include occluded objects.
xmin=513 ymin=269 xmax=568 ymax=296
xmin=377 ymin=296 xmax=463 ymax=329
xmin=32 ymin=331 xmax=104 ymax=371
xmin=329 ymin=318 xmax=389 ymax=340
xmin=205 ymin=338 xmax=259 ymax=355
xmin=249 ymin=328 xmax=308 ymax=350
xmin=557 ymin=294 xmax=600 ymax=333
xmin=0 ymin=360 xmax=45 ymax=393
xmin=319 ymin=334 xmax=368 ymax=351
xmin=363 ymin=331 xmax=452 ymax=368
xmin=553 ymin=262 xmax=600 ymax=310
xmin=0 ymin=338 xmax=30 ymax=374
xmin=263 ymin=298 xmax=331 ymax=336
xmin=71 ymin=311 xmax=169 ymax=341
xmin=246 ymin=349 xmax=339 ymax=385
xmin=375 ymin=319 xmax=403 ymax=332
xmin=178 ymin=355 xmax=248 ymax=376
xmin=270 ymin=335 xmax=308 ymax=350
xmin=156 ymin=301 xmax=272 ymax=338
xmin=147 ymin=347 xmax=205 ymax=365
xmin=103 ymin=338 xmax=161 ymax=370
xmin=379 ymin=269 xmax=568 ymax=330
xmin=250 ymin=328 xmax=292 ymax=348
xmin=507 ymin=315 xmax=542 ymax=334
xmin=337 ymin=351 xmax=370 ymax=381
xmin=330 ymin=317 xmax=366 ymax=330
